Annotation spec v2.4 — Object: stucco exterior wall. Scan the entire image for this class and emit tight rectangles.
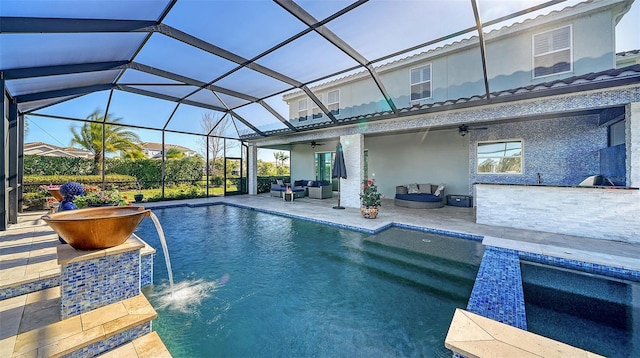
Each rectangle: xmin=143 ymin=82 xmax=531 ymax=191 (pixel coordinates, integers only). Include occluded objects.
xmin=365 ymin=130 xmax=470 ymax=198
xmin=290 ymin=142 xmax=332 ymax=182
xmin=285 ymin=3 xmax=617 ymax=120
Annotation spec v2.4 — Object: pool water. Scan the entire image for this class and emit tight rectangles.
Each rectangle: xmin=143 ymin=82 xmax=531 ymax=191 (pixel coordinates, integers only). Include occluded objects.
xmin=136 ymin=205 xmax=484 ymax=357
xmin=521 ymin=261 xmax=640 ymax=358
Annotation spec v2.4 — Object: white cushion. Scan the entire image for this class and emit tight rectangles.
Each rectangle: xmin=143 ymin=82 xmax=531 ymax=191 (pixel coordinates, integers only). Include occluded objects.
xmin=276 ymin=179 xmax=284 ymax=186
xmin=434 ymin=184 xmax=445 ymax=196
xmin=407 ymin=183 xmax=420 ymax=194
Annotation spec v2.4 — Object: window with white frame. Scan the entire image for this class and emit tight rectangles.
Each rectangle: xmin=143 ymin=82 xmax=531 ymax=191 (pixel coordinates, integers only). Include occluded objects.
xmin=298 ymin=99 xmax=308 ymax=121
xmin=311 ymin=94 xmax=323 ymax=119
xmin=327 ymin=90 xmax=340 ymax=115
xmin=477 ymin=140 xmax=523 ymax=174
xmin=533 ymin=25 xmax=572 ymax=78
xmin=410 ymin=64 xmax=431 ymax=101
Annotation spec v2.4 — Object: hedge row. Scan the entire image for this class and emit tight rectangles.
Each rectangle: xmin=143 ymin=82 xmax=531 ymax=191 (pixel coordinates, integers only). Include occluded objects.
xmin=24 ymin=155 xmax=206 ymax=190
xmin=23 ymin=174 xmax=138 ymax=192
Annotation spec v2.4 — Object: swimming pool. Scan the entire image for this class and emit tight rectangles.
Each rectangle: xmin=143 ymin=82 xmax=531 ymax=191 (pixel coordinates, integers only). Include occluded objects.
xmin=136 ymin=205 xmax=484 ymax=357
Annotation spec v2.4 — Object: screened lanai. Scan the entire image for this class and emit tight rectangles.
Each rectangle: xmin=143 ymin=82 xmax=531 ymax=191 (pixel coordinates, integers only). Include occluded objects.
xmin=1 ymin=0 xmax=638 ymax=230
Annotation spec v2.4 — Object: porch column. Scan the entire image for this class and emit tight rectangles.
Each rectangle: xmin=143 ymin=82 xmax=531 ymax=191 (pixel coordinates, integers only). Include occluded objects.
xmin=248 ymin=144 xmax=258 ymax=195
xmin=1 ymin=78 xmax=7 ymax=230
xmin=8 ymin=99 xmax=18 ymax=224
xmin=341 ymin=134 xmax=363 ymax=208
xmin=627 ymin=102 xmax=640 ymax=187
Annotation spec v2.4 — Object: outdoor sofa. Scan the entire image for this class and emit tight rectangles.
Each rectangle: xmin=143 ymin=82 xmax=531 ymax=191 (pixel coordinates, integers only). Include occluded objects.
xmin=394 ymin=183 xmax=445 ymax=209
xmin=294 ymin=180 xmax=333 ymax=199
xmin=270 ymin=180 xmax=305 ymax=198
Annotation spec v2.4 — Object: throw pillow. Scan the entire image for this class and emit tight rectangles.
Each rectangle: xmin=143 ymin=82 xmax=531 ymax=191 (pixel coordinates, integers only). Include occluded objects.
xmin=408 ymin=183 xmax=420 ymax=194
xmin=308 ymin=180 xmax=315 ymax=187
xmin=434 ymin=184 xmax=445 ymax=196
xmin=276 ymin=179 xmax=284 ymax=186
xmin=418 ymin=184 xmax=432 ymax=194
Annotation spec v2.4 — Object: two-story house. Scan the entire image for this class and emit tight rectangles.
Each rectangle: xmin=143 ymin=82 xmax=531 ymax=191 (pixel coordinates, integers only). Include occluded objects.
xmin=251 ymin=0 xmax=640 ymax=243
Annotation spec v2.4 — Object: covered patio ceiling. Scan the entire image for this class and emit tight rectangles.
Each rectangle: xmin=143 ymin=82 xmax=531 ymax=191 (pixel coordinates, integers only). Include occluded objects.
xmin=1 ymin=0 xmax=598 ymax=140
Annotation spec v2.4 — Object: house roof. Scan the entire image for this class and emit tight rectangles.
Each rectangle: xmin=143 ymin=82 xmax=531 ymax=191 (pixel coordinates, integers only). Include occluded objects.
xmin=24 ymin=141 xmax=92 ymax=157
xmin=245 ymin=64 xmax=640 ymax=139
xmin=141 ymin=142 xmax=196 ymax=153
xmin=3 ymin=0 xmax=634 ymax=141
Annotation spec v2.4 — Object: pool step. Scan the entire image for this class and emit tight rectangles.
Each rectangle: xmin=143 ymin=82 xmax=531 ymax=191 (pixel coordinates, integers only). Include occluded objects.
xmin=360 ymin=240 xmax=480 ymax=279
xmin=5 ymin=289 xmax=159 ymax=357
xmin=322 ymin=246 xmax=476 ymax=301
xmin=98 ymin=332 xmax=171 ymax=358
xmin=521 ymin=261 xmax=633 ymax=305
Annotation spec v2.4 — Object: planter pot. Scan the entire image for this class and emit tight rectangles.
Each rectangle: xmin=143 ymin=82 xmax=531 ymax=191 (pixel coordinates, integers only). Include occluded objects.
xmin=134 ymin=194 xmax=144 ymax=202
xmin=361 ymin=206 xmax=379 ymax=219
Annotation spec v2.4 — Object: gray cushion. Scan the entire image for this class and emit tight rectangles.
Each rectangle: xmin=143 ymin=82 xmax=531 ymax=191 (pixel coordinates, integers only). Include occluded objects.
xmin=418 ymin=183 xmax=432 ymax=194
xmin=407 ymin=183 xmax=420 ymax=194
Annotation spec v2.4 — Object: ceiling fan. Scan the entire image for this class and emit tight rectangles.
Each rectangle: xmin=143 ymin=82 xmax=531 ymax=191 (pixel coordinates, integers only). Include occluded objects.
xmin=458 ymin=124 xmax=487 ymax=136
xmin=310 ymin=140 xmax=324 ymax=148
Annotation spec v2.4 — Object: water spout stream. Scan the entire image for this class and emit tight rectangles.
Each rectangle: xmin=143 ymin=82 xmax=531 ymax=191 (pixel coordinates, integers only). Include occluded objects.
xmin=149 ymin=211 xmax=174 ymax=287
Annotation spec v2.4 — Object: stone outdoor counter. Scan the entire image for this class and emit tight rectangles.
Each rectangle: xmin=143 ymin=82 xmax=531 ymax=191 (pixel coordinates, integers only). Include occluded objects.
xmin=474 ymin=183 xmax=640 ymax=244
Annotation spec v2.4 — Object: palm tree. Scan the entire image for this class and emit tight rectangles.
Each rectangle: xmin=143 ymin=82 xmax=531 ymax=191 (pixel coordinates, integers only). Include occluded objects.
xmin=166 ymin=147 xmax=186 ymax=159
xmin=70 ymin=109 xmax=143 ymax=175
xmin=273 ymin=151 xmax=290 ymax=176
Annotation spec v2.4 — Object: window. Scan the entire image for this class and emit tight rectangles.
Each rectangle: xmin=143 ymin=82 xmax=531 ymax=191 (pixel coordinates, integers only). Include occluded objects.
xmin=410 ymin=64 xmax=431 ymax=101
xmin=477 ymin=140 xmax=522 ymax=174
xmin=327 ymin=90 xmax=340 ymax=116
xmin=311 ymin=94 xmax=323 ymax=119
xmin=298 ymin=99 xmax=308 ymax=122
xmin=533 ymin=25 xmax=572 ymax=78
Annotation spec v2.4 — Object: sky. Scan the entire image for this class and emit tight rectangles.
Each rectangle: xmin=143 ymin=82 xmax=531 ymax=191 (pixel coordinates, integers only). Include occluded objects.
xmin=22 ymin=0 xmax=640 ymax=163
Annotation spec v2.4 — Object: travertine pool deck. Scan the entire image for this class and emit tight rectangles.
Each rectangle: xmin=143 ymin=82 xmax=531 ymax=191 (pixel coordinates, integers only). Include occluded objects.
xmin=2 ymin=193 xmax=639 ymax=357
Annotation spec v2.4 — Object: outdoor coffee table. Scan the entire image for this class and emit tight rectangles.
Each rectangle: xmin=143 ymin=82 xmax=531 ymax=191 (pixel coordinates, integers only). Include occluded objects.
xmin=283 ymin=192 xmax=294 ymax=202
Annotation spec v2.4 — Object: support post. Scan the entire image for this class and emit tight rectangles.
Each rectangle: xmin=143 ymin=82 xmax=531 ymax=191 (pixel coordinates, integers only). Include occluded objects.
xmin=627 ymin=102 xmax=640 ymax=187
xmin=8 ymin=99 xmax=18 ymax=224
xmin=248 ymin=144 xmax=258 ymax=195
xmin=1 ymin=76 xmax=7 ymax=230
xmin=340 ymin=134 xmax=364 ymax=208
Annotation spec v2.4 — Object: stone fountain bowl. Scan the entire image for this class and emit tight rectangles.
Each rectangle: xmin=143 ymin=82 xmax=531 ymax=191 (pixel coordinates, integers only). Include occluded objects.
xmin=42 ymin=206 xmax=151 ymax=250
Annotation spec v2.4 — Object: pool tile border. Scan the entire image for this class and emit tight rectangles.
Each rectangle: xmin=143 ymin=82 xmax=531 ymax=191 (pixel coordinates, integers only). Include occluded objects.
xmin=0 ymin=276 xmax=59 ymax=300
xmin=466 ymin=246 xmax=527 ymax=330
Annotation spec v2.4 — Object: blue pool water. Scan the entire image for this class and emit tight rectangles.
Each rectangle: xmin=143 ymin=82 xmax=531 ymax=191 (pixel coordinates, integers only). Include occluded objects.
xmin=136 ymin=205 xmax=484 ymax=357
xmin=521 ymin=261 xmax=640 ymax=357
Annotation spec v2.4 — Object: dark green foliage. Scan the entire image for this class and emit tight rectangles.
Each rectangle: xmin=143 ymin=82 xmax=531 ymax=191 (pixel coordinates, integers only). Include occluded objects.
xmin=23 ymin=174 xmax=137 ymax=193
xmin=164 ymin=157 xmax=205 ymax=186
xmin=105 ymin=158 xmax=162 ymax=189
xmin=24 ymin=155 xmax=94 ymax=176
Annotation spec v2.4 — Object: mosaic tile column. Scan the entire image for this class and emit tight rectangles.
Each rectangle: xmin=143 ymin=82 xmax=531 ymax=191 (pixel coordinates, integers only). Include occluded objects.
xmin=57 ymin=237 xmax=144 ymax=319
xmin=627 ymin=102 xmax=640 ymax=187
xmin=248 ymin=144 xmax=258 ymax=196
xmin=341 ymin=134 xmax=363 ymax=208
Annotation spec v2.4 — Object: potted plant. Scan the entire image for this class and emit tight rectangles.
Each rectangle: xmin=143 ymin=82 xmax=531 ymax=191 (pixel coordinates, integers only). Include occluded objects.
xmin=134 ymin=181 xmax=144 ymax=203
xmin=74 ymin=185 xmax=129 ymax=208
xmin=360 ymin=179 xmax=382 ymax=219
